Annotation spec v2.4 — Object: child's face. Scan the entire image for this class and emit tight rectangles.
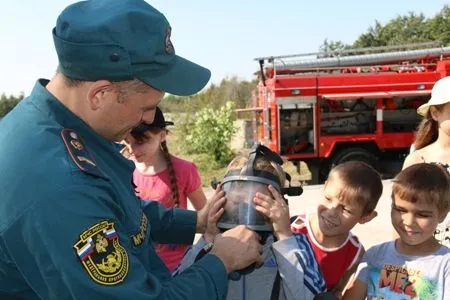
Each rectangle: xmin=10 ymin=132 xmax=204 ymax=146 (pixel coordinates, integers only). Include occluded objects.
xmin=122 ymin=131 xmax=165 ymax=163
xmin=431 ymin=102 xmax=450 ymax=136
xmin=317 ymin=176 xmax=373 ymax=237
xmin=391 ymin=194 xmax=444 ymax=247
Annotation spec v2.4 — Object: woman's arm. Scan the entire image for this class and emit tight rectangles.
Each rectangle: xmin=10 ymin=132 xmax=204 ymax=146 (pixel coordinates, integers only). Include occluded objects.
xmin=188 ymin=186 xmax=207 ymax=211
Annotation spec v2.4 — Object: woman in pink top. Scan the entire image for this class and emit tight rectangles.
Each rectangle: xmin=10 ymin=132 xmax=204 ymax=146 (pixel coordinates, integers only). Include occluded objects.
xmin=122 ymin=107 xmax=207 ymax=272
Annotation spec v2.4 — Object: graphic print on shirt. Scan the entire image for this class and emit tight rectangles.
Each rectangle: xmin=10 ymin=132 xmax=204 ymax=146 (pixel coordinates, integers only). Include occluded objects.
xmin=434 ymin=222 xmax=450 ymax=247
xmin=368 ymin=264 xmax=438 ymax=299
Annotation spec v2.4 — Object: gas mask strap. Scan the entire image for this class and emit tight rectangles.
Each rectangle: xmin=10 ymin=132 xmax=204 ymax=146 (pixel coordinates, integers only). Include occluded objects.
xmin=240 ymin=147 xmax=258 ymax=177
xmin=241 ymin=143 xmax=283 ymax=176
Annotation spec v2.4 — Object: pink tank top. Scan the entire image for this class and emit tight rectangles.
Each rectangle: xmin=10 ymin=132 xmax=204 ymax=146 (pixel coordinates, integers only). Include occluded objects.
xmin=133 ymin=156 xmax=201 ymax=272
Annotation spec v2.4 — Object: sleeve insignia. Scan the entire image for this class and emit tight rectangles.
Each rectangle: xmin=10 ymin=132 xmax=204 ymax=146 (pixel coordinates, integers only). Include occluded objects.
xmin=131 ymin=214 xmax=149 ymax=247
xmin=74 ymin=221 xmax=129 ymax=285
xmin=61 ymin=128 xmax=106 ymax=179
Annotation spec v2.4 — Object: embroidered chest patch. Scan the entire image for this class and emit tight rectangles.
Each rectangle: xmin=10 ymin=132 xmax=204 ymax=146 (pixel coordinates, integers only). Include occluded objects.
xmin=74 ymin=221 xmax=129 ymax=285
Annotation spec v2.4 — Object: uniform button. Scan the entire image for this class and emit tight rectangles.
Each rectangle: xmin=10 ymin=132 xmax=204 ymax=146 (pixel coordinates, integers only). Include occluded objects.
xmin=110 ymin=53 xmax=120 ymax=62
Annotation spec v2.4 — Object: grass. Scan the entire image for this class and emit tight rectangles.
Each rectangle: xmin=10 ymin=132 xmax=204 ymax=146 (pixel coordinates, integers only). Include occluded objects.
xmin=166 ymin=126 xmax=312 ymax=187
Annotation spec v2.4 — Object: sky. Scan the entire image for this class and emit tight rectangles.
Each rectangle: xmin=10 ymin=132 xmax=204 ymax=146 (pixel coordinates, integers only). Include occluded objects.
xmin=0 ymin=0 xmax=448 ymax=96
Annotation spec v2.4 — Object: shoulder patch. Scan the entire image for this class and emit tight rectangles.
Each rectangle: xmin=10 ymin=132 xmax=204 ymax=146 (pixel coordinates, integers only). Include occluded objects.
xmin=74 ymin=220 xmax=129 ymax=285
xmin=61 ymin=129 xmax=105 ymax=178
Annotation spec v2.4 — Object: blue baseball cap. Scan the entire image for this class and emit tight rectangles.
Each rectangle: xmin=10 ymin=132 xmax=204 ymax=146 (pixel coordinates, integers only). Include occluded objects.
xmin=53 ymin=0 xmax=211 ymax=96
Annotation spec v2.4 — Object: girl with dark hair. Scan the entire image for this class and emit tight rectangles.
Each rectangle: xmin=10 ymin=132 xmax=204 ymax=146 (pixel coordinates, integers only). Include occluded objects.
xmin=403 ymin=76 xmax=450 ymax=246
xmin=122 ymin=107 xmax=207 ymax=272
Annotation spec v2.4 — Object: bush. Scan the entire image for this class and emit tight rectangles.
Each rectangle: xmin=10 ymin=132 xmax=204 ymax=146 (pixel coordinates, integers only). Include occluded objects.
xmin=184 ymin=102 xmax=236 ymax=164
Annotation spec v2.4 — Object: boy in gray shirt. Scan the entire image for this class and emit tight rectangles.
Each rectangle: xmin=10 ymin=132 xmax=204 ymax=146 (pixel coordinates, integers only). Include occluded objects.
xmin=343 ymin=163 xmax=450 ymax=300
xmin=177 ymin=153 xmax=328 ymax=300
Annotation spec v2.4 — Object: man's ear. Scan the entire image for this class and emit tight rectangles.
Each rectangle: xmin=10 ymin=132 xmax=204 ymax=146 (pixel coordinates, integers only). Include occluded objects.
xmin=358 ymin=211 xmax=377 ymax=225
xmin=87 ymin=80 xmax=115 ymax=110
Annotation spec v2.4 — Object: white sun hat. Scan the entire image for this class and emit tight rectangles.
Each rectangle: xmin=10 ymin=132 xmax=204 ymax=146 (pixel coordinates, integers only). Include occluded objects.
xmin=417 ymin=76 xmax=450 ymax=116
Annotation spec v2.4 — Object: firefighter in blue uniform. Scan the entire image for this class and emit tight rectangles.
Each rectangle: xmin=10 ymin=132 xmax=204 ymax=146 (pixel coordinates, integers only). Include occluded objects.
xmin=0 ymin=0 xmax=261 ymax=299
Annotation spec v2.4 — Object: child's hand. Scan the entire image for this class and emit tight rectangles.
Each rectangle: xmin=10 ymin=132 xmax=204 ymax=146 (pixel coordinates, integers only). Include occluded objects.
xmin=253 ymin=185 xmax=292 ymax=241
xmin=203 ymin=187 xmax=226 ymax=243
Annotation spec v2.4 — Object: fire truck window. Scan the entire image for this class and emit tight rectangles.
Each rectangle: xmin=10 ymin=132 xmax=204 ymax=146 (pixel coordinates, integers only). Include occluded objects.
xmin=382 ymin=95 xmax=428 ymax=132
xmin=279 ymin=108 xmax=314 ymax=155
xmin=320 ymin=98 xmax=376 ymax=136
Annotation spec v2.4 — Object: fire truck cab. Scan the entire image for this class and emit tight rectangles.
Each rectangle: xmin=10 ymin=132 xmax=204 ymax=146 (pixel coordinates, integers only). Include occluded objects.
xmin=253 ymin=43 xmax=450 ymax=184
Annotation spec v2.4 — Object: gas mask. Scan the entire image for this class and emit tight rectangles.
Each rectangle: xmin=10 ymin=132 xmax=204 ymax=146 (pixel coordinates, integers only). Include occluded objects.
xmin=207 ymin=144 xmax=303 ymax=279
xmin=212 ymin=143 xmax=303 ymax=233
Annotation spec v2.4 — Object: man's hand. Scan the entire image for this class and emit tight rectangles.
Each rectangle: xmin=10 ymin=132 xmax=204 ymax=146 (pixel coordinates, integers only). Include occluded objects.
xmin=196 ymin=187 xmax=224 ymax=234
xmin=209 ymin=225 xmax=262 ymax=274
xmin=203 ymin=190 xmax=226 ymax=243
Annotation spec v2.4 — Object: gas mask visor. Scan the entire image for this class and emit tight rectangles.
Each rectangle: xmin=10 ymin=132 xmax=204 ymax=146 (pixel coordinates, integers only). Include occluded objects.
xmin=218 ymin=173 xmax=282 ymax=232
xmin=213 ymin=143 xmax=303 ymax=232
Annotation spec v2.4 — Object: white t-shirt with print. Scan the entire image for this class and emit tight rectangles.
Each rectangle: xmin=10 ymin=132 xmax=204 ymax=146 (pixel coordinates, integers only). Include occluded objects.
xmin=356 ymin=240 xmax=450 ymax=299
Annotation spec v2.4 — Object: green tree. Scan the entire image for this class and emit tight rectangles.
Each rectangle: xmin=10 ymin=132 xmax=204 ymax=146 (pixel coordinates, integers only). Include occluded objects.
xmin=184 ymin=101 xmax=236 ymax=164
xmin=160 ymin=76 xmax=257 ymax=115
xmin=318 ymin=38 xmax=351 ymax=55
xmin=353 ymin=12 xmax=431 ymax=47
xmin=426 ymin=5 xmax=450 ymax=45
xmin=320 ymin=5 xmax=450 ymax=51
xmin=0 ymin=93 xmax=24 ymax=118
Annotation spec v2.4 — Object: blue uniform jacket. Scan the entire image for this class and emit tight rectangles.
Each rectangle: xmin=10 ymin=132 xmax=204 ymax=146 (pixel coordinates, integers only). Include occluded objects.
xmin=0 ymin=80 xmax=227 ymax=299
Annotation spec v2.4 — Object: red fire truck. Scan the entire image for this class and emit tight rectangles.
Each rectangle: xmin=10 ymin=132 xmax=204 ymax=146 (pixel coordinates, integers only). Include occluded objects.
xmin=251 ymin=42 xmax=450 ymax=184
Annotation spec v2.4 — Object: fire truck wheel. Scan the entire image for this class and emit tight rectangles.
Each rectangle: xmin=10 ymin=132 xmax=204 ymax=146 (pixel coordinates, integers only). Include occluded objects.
xmin=330 ymin=147 xmax=379 ymax=172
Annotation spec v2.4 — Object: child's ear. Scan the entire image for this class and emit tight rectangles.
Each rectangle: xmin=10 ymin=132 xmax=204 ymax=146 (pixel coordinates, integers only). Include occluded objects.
xmin=160 ymin=130 xmax=167 ymax=142
xmin=438 ymin=212 xmax=448 ymax=224
xmin=358 ymin=211 xmax=377 ymax=225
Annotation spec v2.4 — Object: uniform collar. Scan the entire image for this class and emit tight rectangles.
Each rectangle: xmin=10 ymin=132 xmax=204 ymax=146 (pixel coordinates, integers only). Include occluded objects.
xmin=29 ymin=79 xmax=135 ymax=173
xmin=30 ymin=79 xmax=105 ymax=143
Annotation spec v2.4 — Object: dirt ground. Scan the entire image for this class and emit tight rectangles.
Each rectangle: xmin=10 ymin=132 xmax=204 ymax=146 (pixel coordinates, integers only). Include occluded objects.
xmin=199 ymin=180 xmax=395 ymax=249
